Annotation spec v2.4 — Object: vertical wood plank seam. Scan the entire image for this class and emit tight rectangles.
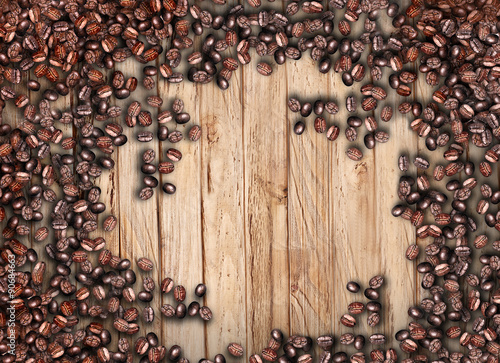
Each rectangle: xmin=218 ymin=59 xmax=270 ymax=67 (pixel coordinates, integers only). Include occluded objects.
xmin=410 ymin=11 xmax=421 ymax=316
xmin=241 ymin=54 xmax=249 ymax=359
xmin=155 ymin=55 xmax=164 ymax=350
xmin=285 ymin=47 xmax=292 ymax=339
xmin=282 ymin=0 xmax=292 ymax=338
xmin=199 ymin=82 xmax=208 ymax=360
xmin=327 ymin=70 xmax=335 ymax=337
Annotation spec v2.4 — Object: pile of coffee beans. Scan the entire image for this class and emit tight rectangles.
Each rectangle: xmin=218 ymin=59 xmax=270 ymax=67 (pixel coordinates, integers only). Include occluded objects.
xmin=0 ymin=0 xmax=500 ymax=361
xmin=289 ymin=96 xmax=391 ymax=161
xmin=131 ymin=96 xmax=201 ymax=200
xmin=244 ymin=276 xmax=391 ymax=363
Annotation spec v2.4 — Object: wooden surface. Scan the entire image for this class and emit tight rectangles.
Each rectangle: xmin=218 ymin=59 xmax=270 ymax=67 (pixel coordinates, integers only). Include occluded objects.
xmin=9 ymin=39 xmax=422 ymax=360
xmin=106 ymin=48 xmax=421 ymax=357
xmin=2 ymin=2 xmax=462 ymax=360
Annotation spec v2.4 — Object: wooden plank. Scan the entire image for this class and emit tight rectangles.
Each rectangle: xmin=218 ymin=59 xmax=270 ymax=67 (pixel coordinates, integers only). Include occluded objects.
xmin=114 ymin=57 xmax=163 ymax=340
xmin=370 ymin=3 xmax=419 ymax=347
xmin=200 ymin=62 xmax=247 ymax=357
xmin=155 ymin=76 xmax=205 ymax=360
xmin=327 ymin=69 xmax=379 ymax=346
xmin=243 ymin=56 xmax=290 ymax=353
xmin=94 ymin=65 xmax=122 ymax=338
xmin=373 ymin=69 xmax=419 ymax=344
xmin=91 ymin=62 xmax=121 ymax=263
xmin=287 ymin=57 xmax=335 ymax=341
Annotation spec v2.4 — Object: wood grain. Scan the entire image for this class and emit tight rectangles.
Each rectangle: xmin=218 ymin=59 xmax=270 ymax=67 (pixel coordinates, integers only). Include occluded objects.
xmin=114 ymin=57 xmax=163 ymax=342
xmin=200 ymin=61 xmax=247 ymax=358
xmin=243 ymin=56 xmax=291 ymax=354
xmin=287 ymin=57 xmax=334 ymax=340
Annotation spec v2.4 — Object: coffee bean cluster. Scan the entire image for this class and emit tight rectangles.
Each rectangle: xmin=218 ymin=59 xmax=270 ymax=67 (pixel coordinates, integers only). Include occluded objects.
xmin=289 ymin=96 xmax=391 ymax=161
xmin=130 ymin=96 xmax=201 ymax=200
xmin=386 ymin=0 xmax=500 ymax=361
xmin=248 ymin=328 xmax=314 ymax=363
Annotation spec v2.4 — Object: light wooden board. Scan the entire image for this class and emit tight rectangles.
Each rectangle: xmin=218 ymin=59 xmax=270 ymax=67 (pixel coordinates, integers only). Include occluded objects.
xmin=104 ymin=52 xmax=423 ymax=359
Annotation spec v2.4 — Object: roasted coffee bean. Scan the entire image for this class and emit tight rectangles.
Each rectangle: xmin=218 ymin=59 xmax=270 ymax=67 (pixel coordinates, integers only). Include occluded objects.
xmin=199 ymin=306 xmax=212 ymax=321
xmin=228 ymin=343 xmax=244 ymax=357
xmin=162 ymin=183 xmax=176 ymax=195
xmin=369 ymin=275 xmax=384 ymax=289
xmin=294 ymin=121 xmax=305 ymax=135
xmin=346 ymin=147 xmax=363 ymax=161
xmin=317 ymin=335 xmax=334 ymax=351
xmin=195 ymin=283 xmax=207 ymax=297
xmin=138 ymin=257 xmax=154 ymax=271
xmin=346 ymin=281 xmax=360 ymax=293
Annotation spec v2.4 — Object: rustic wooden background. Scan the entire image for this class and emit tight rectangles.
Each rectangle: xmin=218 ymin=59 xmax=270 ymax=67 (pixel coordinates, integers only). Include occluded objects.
xmin=4 ymin=1 xmax=471 ymax=360
xmin=106 ymin=53 xmax=422 ymax=359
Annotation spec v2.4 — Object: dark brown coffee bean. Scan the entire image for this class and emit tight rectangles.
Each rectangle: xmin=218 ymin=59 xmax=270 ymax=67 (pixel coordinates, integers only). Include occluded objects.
xmin=288 ymin=99 xmax=301 ymax=112
xmin=314 ymin=117 xmax=327 ymax=133
xmin=189 ymin=125 xmax=202 ymax=141
xmin=137 ymin=257 xmax=154 ymax=271
xmin=166 ymin=148 xmax=182 ymax=162
xmin=162 ymin=183 xmax=176 ymax=194
xmin=346 ymin=147 xmax=363 ymax=161
xmin=317 ymin=335 xmax=334 ymax=351
xmin=228 ymin=343 xmax=244 ymax=357
xmin=340 ymin=314 xmax=356 ymax=327
xmin=300 ymin=103 xmax=312 ymax=117
xmin=294 ymin=121 xmax=305 ymax=135
xmin=168 ymin=131 xmax=183 ymax=143
xmin=369 ymin=275 xmax=384 ymax=289
xmin=174 ymin=285 xmax=186 ymax=302
xmin=364 ymin=288 xmax=379 ymax=300
xmin=346 ymin=281 xmax=360 ymax=293
xmin=176 ymin=112 xmax=191 ymax=124
xmin=199 ymin=306 xmax=212 ymax=321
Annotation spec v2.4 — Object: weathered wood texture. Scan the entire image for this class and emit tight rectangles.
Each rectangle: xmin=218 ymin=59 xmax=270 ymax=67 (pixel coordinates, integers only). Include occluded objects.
xmin=103 ymin=51 xmax=421 ymax=359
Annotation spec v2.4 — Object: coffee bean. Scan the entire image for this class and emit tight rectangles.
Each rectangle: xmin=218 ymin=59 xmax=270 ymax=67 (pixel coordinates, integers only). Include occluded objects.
xmin=188 ymin=301 xmax=200 ymax=316
xmin=172 ymin=99 xmax=184 ymax=114
xmin=398 ymin=155 xmax=409 ymax=171
xmin=348 ymin=302 xmax=365 ymax=314
xmin=314 ymin=117 xmax=326 ymax=133
xmin=168 ymin=131 xmax=184 ymax=143
xmin=288 ymin=99 xmax=301 ymax=112
xmin=162 ymin=182 xmax=176 ymax=195
xmin=199 ymin=306 xmax=212 ymax=321
xmin=353 ymin=335 xmax=365 ymax=350
xmin=340 ymin=314 xmax=356 ymax=327
xmin=346 ymin=96 xmax=357 ymax=113
xmin=300 ymin=103 xmax=312 ymax=117
xmin=176 ymin=113 xmax=191 ymax=124
xmin=317 ymin=335 xmax=334 ymax=351
xmin=294 ymin=121 xmax=305 ymax=135
xmin=138 ymin=257 xmax=154 ymax=272
xmin=189 ymin=125 xmax=202 ymax=141
xmin=166 ymin=148 xmax=182 ymax=162
xmin=369 ymin=334 xmax=386 ymax=345
xmin=257 ymin=62 xmax=273 ymax=76
xmin=346 ymin=281 xmax=360 ymax=293
xmin=228 ymin=343 xmax=244 ymax=357
xmin=147 ymin=96 xmax=163 ymax=108
xmin=364 ymin=288 xmax=379 ymax=300
xmin=262 ymin=348 xmax=278 ymax=362
xmin=139 ymin=187 xmax=154 ymax=200
xmin=369 ymin=275 xmax=384 ymax=289
xmin=346 ymin=147 xmax=363 ymax=161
